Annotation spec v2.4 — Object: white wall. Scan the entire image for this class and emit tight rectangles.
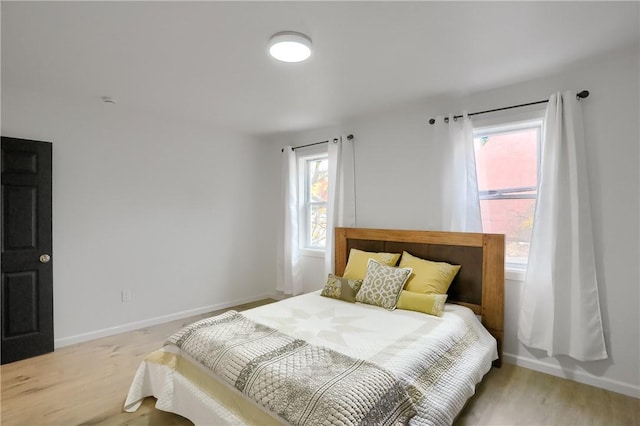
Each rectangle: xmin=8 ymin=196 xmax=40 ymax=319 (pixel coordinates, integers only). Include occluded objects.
xmin=271 ymin=43 xmax=640 ymax=397
xmin=2 ymin=87 xmax=278 ymax=346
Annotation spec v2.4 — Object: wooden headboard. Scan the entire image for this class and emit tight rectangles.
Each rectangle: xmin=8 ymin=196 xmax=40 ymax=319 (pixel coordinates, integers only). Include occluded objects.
xmin=335 ymin=227 xmax=505 ymax=365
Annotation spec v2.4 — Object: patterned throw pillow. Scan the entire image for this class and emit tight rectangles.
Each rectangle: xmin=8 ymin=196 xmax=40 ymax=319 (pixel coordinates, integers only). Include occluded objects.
xmin=356 ymin=259 xmax=412 ymax=310
xmin=320 ymin=274 xmax=363 ymax=303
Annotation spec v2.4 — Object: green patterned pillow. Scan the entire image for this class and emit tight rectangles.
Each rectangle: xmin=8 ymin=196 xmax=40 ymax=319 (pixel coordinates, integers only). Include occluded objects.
xmin=320 ymin=274 xmax=363 ymax=303
xmin=356 ymin=259 xmax=412 ymax=310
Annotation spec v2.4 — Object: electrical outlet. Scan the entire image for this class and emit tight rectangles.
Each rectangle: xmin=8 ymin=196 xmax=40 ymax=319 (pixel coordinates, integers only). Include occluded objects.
xmin=121 ymin=290 xmax=131 ymax=303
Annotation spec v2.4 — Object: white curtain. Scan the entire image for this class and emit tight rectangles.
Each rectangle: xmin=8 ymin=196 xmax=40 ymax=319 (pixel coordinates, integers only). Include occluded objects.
xmin=436 ymin=113 xmax=482 ymax=232
xmin=276 ymin=146 xmax=303 ymax=295
xmin=518 ymin=91 xmax=607 ymax=361
xmin=324 ymin=136 xmax=356 ymax=277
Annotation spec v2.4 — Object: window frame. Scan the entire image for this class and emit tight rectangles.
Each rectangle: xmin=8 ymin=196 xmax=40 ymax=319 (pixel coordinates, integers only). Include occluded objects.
xmin=298 ymin=151 xmax=329 ymax=254
xmin=472 ymin=112 xmax=544 ymax=274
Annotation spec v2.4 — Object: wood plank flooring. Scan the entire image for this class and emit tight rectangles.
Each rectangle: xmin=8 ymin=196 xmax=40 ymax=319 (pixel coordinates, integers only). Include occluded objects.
xmin=456 ymin=363 xmax=639 ymax=425
xmin=2 ymin=298 xmax=638 ymax=425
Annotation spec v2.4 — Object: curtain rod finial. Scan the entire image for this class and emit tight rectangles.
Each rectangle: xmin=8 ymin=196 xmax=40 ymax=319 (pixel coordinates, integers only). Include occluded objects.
xmin=577 ymin=90 xmax=589 ymax=99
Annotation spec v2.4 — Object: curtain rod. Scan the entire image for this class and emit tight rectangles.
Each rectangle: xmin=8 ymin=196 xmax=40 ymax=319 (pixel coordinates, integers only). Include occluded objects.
xmin=428 ymin=90 xmax=590 ymax=125
xmin=281 ymin=134 xmax=354 ymax=152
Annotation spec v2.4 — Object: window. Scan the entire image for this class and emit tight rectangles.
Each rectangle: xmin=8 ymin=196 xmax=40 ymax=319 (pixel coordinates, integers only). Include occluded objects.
xmin=299 ymin=154 xmax=328 ymax=250
xmin=473 ymin=119 xmax=542 ymax=269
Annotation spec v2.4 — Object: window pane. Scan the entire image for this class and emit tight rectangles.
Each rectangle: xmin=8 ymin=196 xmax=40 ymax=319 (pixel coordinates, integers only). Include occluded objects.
xmin=474 ymin=122 xmax=541 ymax=268
xmin=474 ymin=128 xmax=538 ymax=192
xmin=309 ymin=204 xmax=327 ymax=247
xmin=308 ymin=159 xmax=328 ymax=203
xmin=480 ymin=198 xmax=535 ymax=265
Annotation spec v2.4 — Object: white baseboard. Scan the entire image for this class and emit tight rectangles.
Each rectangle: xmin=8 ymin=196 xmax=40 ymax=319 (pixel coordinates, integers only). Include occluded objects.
xmin=503 ymin=352 xmax=640 ymax=399
xmin=54 ymin=293 xmax=276 ymax=349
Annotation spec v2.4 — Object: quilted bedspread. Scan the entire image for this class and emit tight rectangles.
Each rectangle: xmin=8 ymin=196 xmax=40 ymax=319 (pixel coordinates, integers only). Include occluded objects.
xmin=165 ymin=310 xmax=416 ymax=425
xmin=126 ymin=292 xmax=497 ymax=425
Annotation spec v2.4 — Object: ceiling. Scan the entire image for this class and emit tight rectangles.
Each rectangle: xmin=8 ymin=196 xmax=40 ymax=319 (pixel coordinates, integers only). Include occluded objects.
xmin=2 ymin=1 xmax=638 ymax=136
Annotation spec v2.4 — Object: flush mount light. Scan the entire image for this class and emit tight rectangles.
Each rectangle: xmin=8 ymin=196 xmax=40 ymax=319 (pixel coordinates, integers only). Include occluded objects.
xmin=268 ymin=31 xmax=312 ymax=63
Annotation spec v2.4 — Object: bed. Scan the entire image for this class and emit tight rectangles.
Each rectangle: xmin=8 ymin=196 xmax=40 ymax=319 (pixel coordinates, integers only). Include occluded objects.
xmin=124 ymin=227 xmax=504 ymax=425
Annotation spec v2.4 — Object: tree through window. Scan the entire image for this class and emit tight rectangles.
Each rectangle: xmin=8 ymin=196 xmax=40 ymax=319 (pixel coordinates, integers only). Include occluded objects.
xmin=303 ymin=155 xmax=328 ymax=249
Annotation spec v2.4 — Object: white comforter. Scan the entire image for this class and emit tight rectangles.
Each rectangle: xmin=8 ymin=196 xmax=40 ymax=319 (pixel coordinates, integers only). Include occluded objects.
xmin=125 ymin=291 xmax=497 ymax=425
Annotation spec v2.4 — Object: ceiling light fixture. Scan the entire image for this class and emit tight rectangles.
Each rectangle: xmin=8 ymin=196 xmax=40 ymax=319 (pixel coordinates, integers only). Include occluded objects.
xmin=268 ymin=31 xmax=312 ymax=63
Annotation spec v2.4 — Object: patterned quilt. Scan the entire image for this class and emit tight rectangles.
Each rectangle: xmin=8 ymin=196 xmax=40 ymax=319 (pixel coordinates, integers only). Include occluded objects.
xmin=165 ymin=311 xmax=416 ymax=425
xmin=124 ymin=293 xmax=497 ymax=425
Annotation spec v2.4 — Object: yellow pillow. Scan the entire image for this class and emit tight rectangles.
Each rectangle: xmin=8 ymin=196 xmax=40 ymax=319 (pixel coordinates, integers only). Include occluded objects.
xmin=396 ymin=291 xmax=448 ymax=317
xmin=399 ymin=251 xmax=461 ymax=294
xmin=343 ymin=249 xmax=401 ymax=280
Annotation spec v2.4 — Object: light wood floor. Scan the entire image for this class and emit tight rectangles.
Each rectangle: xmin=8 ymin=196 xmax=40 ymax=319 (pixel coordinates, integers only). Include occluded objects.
xmin=2 ymin=299 xmax=638 ymax=426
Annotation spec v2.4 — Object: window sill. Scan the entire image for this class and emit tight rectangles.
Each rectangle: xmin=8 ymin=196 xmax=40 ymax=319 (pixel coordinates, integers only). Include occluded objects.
xmin=505 ymin=267 xmax=526 ymax=282
xmin=300 ymin=248 xmax=325 ymax=259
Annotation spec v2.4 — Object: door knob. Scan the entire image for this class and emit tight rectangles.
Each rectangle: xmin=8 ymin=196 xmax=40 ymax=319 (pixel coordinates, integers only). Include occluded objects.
xmin=39 ymin=254 xmax=51 ymax=264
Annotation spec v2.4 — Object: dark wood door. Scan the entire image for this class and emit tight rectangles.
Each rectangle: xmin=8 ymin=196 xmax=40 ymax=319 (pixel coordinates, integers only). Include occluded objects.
xmin=1 ymin=137 xmax=53 ymax=364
